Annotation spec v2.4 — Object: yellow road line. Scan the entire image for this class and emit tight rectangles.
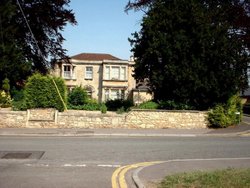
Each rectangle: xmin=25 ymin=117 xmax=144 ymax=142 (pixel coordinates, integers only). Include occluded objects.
xmin=112 ymin=161 xmax=163 ymax=188
xmin=111 ymin=165 xmax=127 ymax=188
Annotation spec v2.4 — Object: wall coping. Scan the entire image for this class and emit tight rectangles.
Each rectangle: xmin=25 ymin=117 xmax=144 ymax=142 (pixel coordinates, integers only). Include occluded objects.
xmin=0 ymin=110 xmax=26 ymax=114
xmin=130 ymin=109 xmax=208 ymax=113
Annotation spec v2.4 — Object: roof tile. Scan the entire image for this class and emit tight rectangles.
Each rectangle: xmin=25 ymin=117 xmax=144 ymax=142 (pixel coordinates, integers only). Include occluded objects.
xmin=70 ymin=53 xmax=121 ymax=61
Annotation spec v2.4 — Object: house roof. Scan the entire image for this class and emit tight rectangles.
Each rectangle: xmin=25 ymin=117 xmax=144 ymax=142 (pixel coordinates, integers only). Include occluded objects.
xmin=70 ymin=53 xmax=121 ymax=61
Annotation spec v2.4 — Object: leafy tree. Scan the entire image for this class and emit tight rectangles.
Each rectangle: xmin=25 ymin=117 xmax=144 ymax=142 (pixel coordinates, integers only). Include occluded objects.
xmin=129 ymin=0 xmax=249 ymax=110
xmin=0 ymin=0 xmax=76 ymax=88
xmin=0 ymin=0 xmax=32 ymax=89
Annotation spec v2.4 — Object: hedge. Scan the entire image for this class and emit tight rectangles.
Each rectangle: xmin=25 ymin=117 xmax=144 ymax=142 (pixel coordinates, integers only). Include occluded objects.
xmin=24 ymin=73 xmax=67 ymax=111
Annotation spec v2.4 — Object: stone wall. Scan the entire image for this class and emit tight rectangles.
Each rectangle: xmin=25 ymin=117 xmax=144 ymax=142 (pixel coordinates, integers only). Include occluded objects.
xmin=0 ymin=108 xmax=208 ymax=129
xmin=0 ymin=109 xmax=27 ymax=128
xmin=126 ymin=109 xmax=207 ymax=129
xmin=57 ymin=110 xmax=125 ymax=128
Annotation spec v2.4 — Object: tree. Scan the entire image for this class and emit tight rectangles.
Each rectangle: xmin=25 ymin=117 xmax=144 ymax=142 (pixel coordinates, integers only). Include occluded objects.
xmin=129 ymin=0 xmax=249 ymax=110
xmin=0 ymin=0 xmax=76 ymax=88
xmin=127 ymin=0 xmax=250 ymax=51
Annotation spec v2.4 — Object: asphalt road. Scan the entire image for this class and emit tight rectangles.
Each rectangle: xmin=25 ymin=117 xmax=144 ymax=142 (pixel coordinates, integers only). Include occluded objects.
xmin=0 ymin=136 xmax=249 ymax=188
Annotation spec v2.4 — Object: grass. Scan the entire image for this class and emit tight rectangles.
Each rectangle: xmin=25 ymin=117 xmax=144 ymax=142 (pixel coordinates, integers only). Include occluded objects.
xmin=158 ymin=168 xmax=250 ymax=188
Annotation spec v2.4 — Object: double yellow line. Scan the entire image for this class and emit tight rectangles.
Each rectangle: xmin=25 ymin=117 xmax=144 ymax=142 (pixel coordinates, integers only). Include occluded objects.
xmin=111 ymin=161 xmax=162 ymax=188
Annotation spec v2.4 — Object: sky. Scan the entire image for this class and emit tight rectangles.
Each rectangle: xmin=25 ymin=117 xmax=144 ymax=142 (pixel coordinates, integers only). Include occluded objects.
xmin=62 ymin=0 xmax=144 ymax=60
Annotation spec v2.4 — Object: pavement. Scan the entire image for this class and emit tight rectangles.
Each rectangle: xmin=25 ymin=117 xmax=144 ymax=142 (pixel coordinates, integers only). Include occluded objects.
xmin=132 ymin=157 xmax=250 ymax=188
xmin=0 ymin=123 xmax=250 ymax=137
xmin=1 ymin=117 xmax=250 ymax=188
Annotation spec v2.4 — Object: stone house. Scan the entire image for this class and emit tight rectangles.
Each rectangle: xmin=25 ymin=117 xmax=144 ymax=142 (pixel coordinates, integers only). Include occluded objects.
xmin=52 ymin=53 xmax=151 ymax=103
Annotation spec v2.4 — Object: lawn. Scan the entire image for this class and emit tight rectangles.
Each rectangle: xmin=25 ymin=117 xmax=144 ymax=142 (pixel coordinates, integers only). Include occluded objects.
xmin=158 ymin=168 xmax=250 ymax=188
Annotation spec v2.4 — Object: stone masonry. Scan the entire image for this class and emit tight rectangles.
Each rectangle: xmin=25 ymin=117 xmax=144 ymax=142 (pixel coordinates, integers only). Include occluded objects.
xmin=0 ymin=108 xmax=208 ymax=129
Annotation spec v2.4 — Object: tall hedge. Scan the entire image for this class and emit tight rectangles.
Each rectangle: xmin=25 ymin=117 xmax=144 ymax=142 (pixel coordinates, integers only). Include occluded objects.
xmin=24 ymin=73 xmax=67 ymax=111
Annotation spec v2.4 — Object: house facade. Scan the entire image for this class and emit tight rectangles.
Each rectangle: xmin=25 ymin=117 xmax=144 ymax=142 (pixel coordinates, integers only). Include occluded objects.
xmin=52 ymin=53 xmax=139 ymax=102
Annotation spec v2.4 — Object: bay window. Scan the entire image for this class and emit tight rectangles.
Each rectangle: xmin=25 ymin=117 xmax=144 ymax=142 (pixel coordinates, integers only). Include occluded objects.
xmin=105 ymin=66 xmax=127 ymax=80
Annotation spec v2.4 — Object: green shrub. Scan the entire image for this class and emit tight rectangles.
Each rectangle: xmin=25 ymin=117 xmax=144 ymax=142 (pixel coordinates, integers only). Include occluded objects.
xmin=2 ymin=78 xmax=10 ymax=93
xmin=137 ymin=101 xmax=159 ymax=109
xmin=12 ymin=100 xmax=27 ymax=111
xmin=0 ymin=90 xmax=12 ymax=108
xmin=226 ymin=94 xmax=242 ymax=125
xmin=11 ymin=88 xmax=26 ymax=110
xmin=24 ymin=73 xmax=67 ymax=112
xmin=68 ymin=86 xmax=88 ymax=106
xmin=11 ymin=88 xmax=25 ymax=102
xmin=100 ymin=103 xmax=107 ymax=114
xmin=208 ymin=104 xmax=231 ymax=128
xmin=116 ymin=107 xmax=125 ymax=114
xmin=68 ymin=103 xmax=101 ymax=111
xmin=82 ymin=103 xmax=100 ymax=111
xmin=158 ymin=100 xmax=194 ymax=110
xmin=105 ymin=99 xmax=133 ymax=111
xmin=208 ymin=94 xmax=242 ymax=128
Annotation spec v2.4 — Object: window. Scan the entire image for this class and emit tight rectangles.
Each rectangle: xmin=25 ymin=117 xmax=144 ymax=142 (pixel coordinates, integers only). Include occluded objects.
xmin=63 ymin=65 xmax=75 ymax=79
xmin=105 ymin=89 xmax=110 ymax=101
xmin=104 ymin=89 xmax=125 ymax=101
xmin=105 ymin=66 xmax=110 ymax=80
xmin=111 ymin=67 xmax=119 ymax=80
xmin=120 ymin=67 xmax=126 ymax=80
xmin=104 ymin=66 xmax=127 ymax=80
xmin=84 ymin=85 xmax=94 ymax=98
xmin=85 ymin=67 xmax=93 ymax=80
xmin=111 ymin=89 xmax=119 ymax=100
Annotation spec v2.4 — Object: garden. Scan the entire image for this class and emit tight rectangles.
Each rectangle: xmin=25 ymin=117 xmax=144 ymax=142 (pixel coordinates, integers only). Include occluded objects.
xmin=0 ymin=74 xmax=244 ymax=129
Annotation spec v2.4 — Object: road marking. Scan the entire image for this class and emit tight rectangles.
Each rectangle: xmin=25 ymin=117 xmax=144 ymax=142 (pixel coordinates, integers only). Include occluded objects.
xmin=112 ymin=166 xmax=127 ymax=188
xmin=97 ymin=164 xmax=121 ymax=168
xmin=111 ymin=157 xmax=250 ymax=188
xmin=111 ymin=161 xmax=162 ymax=188
xmin=25 ymin=163 xmax=49 ymax=167
xmin=63 ymin=164 xmax=87 ymax=167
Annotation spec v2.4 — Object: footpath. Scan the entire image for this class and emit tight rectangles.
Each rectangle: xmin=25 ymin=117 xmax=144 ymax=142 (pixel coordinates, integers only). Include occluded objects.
xmin=0 ymin=123 xmax=250 ymax=137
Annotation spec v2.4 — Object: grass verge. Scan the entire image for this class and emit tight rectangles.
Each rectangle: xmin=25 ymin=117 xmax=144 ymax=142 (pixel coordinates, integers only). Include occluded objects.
xmin=158 ymin=168 xmax=250 ymax=188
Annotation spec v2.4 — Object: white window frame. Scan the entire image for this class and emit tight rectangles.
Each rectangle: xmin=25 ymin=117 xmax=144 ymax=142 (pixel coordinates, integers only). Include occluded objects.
xmin=85 ymin=66 xmax=93 ymax=80
xmin=104 ymin=89 xmax=125 ymax=101
xmin=105 ymin=66 xmax=110 ymax=80
xmin=63 ymin=65 xmax=75 ymax=79
xmin=111 ymin=66 xmax=120 ymax=80
xmin=104 ymin=66 xmax=127 ymax=81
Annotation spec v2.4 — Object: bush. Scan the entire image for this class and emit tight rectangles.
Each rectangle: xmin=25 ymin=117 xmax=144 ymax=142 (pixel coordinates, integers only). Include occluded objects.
xmin=68 ymin=86 xmax=88 ymax=106
xmin=137 ymin=101 xmax=159 ymax=109
xmin=226 ymin=94 xmax=242 ymax=125
xmin=24 ymin=73 xmax=67 ymax=112
xmin=0 ymin=90 xmax=12 ymax=108
xmin=100 ymin=103 xmax=107 ymax=114
xmin=208 ymin=94 xmax=242 ymax=128
xmin=116 ymin=107 xmax=126 ymax=114
xmin=12 ymin=100 xmax=27 ymax=111
xmin=158 ymin=100 xmax=194 ymax=110
xmin=208 ymin=104 xmax=231 ymax=128
xmin=105 ymin=99 xmax=134 ymax=111
xmin=2 ymin=78 xmax=10 ymax=93
xmin=68 ymin=104 xmax=98 ymax=111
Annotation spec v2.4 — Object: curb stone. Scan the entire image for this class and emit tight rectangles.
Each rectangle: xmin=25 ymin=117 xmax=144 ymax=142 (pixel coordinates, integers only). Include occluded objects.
xmin=132 ymin=166 xmax=146 ymax=188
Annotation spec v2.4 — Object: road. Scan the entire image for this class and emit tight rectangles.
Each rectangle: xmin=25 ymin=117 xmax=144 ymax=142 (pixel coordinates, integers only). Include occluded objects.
xmin=0 ymin=136 xmax=249 ymax=188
